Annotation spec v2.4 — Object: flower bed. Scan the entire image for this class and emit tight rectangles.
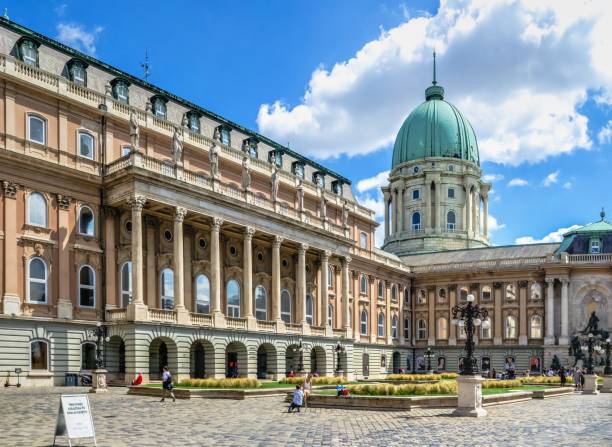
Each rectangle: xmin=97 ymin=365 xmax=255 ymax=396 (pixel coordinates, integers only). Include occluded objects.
xmin=348 ymin=381 xmax=458 ymax=396
xmin=482 ymin=379 xmax=523 ymax=389
xmin=279 ymin=376 xmax=347 ymax=385
xmin=386 ymin=373 xmax=458 ymax=381
xmin=179 ymin=378 xmax=261 ymax=388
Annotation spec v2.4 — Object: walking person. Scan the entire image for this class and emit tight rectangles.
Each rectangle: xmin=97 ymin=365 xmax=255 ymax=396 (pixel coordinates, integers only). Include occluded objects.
xmin=559 ymin=367 xmax=566 ymax=387
xmin=303 ymin=374 xmax=313 ymax=408
xmin=160 ymin=366 xmax=176 ymax=403
xmin=573 ymin=368 xmax=582 ymax=390
xmin=287 ymin=385 xmax=304 ymax=413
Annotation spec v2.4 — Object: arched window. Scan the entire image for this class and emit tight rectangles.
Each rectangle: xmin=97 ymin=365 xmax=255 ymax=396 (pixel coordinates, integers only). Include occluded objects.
xmin=411 ymin=211 xmax=421 ymax=230
xmin=30 ymin=340 xmax=48 ymax=370
xmin=28 ymin=192 xmax=47 ymax=227
xmin=78 ymin=265 xmax=95 ymax=308
xmin=438 ymin=288 xmax=447 ymax=303
xmin=280 ymin=289 xmax=291 ymax=323
xmin=505 ymin=315 xmax=517 ymax=338
xmin=78 ymin=206 xmax=95 ymax=236
xmin=19 ymin=39 xmax=39 ymax=66
xmin=305 ymin=293 xmax=313 ymax=325
xmin=458 ymin=324 xmax=467 ymax=339
xmin=391 ymin=315 xmax=398 ymax=338
xmin=27 ymin=257 xmax=47 ymax=303
xmin=377 ymin=312 xmax=385 ymax=337
xmin=359 ymin=232 xmax=367 ymax=249
xmin=530 ymin=315 xmax=542 ymax=338
xmin=481 ymin=285 xmax=492 ymax=301
xmin=78 ymin=131 xmax=95 ymax=159
xmin=437 ymin=317 xmax=448 ymax=339
xmin=530 ymin=283 xmax=541 ymax=300
xmin=360 ymin=309 xmax=368 ymax=335
xmin=459 ymin=287 xmax=468 ymax=301
xmin=360 ymin=274 xmax=368 ymax=295
xmin=81 ymin=342 xmax=96 ymax=370
xmin=255 ymin=285 xmax=267 ymax=321
xmin=391 ymin=285 xmax=397 ymax=301
xmin=327 ymin=303 xmax=333 ymax=327
xmin=404 ymin=287 xmax=410 ymax=306
xmin=506 ymin=283 xmax=516 ymax=300
xmin=226 ymin=279 xmax=241 ymax=318
xmin=120 ymin=262 xmax=132 ymax=307
xmin=327 ymin=266 xmax=334 ymax=289
xmin=417 ymin=319 xmax=427 ymax=340
xmin=404 ymin=317 xmax=410 ymax=339
xmin=447 ymin=210 xmax=456 ymax=230
xmin=160 ymin=268 xmax=174 ymax=309
xmin=378 ymin=281 xmax=384 ymax=300
xmin=195 ymin=274 xmax=210 ymax=314
xmin=27 ymin=114 xmax=46 ymax=144
xmin=481 ymin=317 xmax=492 ymax=339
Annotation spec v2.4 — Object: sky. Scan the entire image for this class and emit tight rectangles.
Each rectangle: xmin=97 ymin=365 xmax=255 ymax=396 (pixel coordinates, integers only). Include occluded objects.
xmin=6 ymin=0 xmax=612 ymax=247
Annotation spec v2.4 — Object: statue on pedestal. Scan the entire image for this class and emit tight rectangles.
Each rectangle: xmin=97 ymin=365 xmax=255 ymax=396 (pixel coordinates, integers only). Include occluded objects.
xmin=241 ymin=156 xmax=251 ymax=191
xmin=172 ymin=127 xmax=183 ymax=165
xmin=271 ymin=166 xmax=279 ymax=202
xmin=582 ymin=311 xmax=600 ymax=335
xmin=297 ymin=180 xmax=305 ymax=211
xmin=342 ymin=201 xmax=349 ymax=228
xmin=319 ymin=191 xmax=327 ymax=220
xmin=209 ymin=144 xmax=219 ymax=178
xmin=129 ymin=111 xmax=139 ymax=150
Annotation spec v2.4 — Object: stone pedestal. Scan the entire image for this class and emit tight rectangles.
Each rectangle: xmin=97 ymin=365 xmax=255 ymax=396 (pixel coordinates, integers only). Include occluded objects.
xmin=600 ymin=375 xmax=612 ymax=393
xmin=518 ymin=335 xmax=528 ymax=346
xmin=212 ymin=311 xmax=226 ymax=328
xmin=2 ymin=294 xmax=21 ymax=315
xmin=582 ymin=374 xmax=599 ymax=395
xmin=90 ymin=369 xmax=108 ymax=393
xmin=127 ymin=303 xmax=149 ymax=321
xmin=57 ymin=301 xmax=73 ymax=319
xmin=453 ymin=375 xmax=487 ymax=417
xmin=544 ymin=336 xmax=556 ymax=346
xmin=557 ymin=337 xmax=569 ymax=346
xmin=246 ymin=316 xmax=258 ymax=331
xmin=176 ymin=308 xmax=191 ymax=325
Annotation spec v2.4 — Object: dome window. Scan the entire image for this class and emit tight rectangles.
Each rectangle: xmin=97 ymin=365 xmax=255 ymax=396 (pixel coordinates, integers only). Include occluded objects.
xmin=412 ymin=189 xmax=420 ymax=201
xmin=448 ymin=188 xmax=455 ymax=199
xmin=413 ymin=166 xmax=419 ymax=174
xmin=448 ymin=164 xmax=455 ymax=172
xmin=242 ymin=137 xmax=259 ymax=157
xmin=16 ymin=37 xmax=40 ymax=67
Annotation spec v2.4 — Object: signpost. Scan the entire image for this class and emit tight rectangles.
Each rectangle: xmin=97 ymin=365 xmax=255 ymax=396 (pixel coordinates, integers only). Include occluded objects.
xmin=53 ymin=394 xmax=97 ymax=446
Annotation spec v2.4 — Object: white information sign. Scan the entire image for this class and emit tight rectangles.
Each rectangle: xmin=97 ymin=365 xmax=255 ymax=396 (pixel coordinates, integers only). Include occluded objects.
xmin=53 ymin=394 xmax=97 ymax=446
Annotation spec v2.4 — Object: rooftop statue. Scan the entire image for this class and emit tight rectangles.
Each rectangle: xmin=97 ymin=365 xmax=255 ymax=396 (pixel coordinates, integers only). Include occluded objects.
xmin=241 ymin=156 xmax=251 ymax=191
xmin=129 ymin=110 xmax=139 ymax=151
xmin=209 ymin=142 xmax=219 ymax=179
xmin=172 ymin=127 xmax=183 ymax=165
xmin=271 ymin=166 xmax=279 ymax=202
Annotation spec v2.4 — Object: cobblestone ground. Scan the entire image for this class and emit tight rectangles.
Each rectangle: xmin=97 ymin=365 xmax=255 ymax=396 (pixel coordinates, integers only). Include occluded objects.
xmin=0 ymin=387 xmax=611 ymax=446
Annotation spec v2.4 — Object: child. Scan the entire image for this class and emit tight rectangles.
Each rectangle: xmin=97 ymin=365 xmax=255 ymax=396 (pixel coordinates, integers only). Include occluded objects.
xmin=288 ymin=385 xmax=304 ymax=413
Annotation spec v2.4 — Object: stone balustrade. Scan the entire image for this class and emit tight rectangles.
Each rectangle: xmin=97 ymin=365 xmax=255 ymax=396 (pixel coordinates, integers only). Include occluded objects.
xmin=149 ymin=308 xmax=178 ymax=323
xmin=190 ymin=313 xmax=213 ymax=327
xmin=226 ymin=317 xmax=248 ymax=330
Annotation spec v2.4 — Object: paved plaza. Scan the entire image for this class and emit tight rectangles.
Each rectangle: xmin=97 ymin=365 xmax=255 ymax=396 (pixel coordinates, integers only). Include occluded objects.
xmin=0 ymin=387 xmax=611 ymax=447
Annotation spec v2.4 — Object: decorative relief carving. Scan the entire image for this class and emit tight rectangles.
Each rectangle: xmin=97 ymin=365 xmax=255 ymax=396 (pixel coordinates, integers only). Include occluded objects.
xmin=56 ymin=194 xmax=72 ymax=210
xmin=2 ymin=181 xmax=18 ymax=198
xmin=127 ymin=195 xmax=146 ymax=211
xmin=174 ymin=207 xmax=188 ymax=223
xmin=211 ymin=217 xmax=224 ymax=231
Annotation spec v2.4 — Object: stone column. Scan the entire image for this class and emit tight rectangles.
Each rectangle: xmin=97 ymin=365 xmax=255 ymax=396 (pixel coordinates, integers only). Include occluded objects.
xmin=518 ymin=281 xmax=528 ymax=346
xmin=448 ymin=286 xmax=457 ymax=346
xmin=428 ymin=288 xmax=435 ymax=346
xmin=482 ymin=193 xmax=489 ymax=238
xmin=183 ymin=228 xmax=193 ymax=312
xmin=320 ymin=250 xmax=330 ymax=328
xmin=436 ymin=180 xmax=442 ymax=233
xmin=210 ymin=217 xmax=225 ymax=326
xmin=297 ymin=243 xmax=308 ymax=324
xmin=397 ymin=182 xmax=404 ymax=233
xmin=493 ymin=283 xmax=502 ymax=345
xmin=544 ymin=278 xmax=555 ymax=345
xmin=127 ymin=195 xmax=148 ymax=321
xmin=370 ymin=281 xmax=378 ymax=343
xmin=104 ymin=207 xmax=118 ymax=309
xmin=472 ymin=190 xmax=479 ymax=236
xmin=243 ymin=227 xmax=257 ymax=329
xmin=271 ymin=236 xmax=283 ymax=324
xmin=425 ymin=176 xmax=432 ymax=230
xmin=465 ymin=185 xmax=472 ymax=234
xmin=341 ymin=256 xmax=351 ymax=332
xmin=2 ymin=182 xmax=20 ymax=315
xmin=559 ymin=278 xmax=569 ymax=345
xmin=173 ymin=207 xmax=190 ymax=324
xmin=56 ymin=194 xmax=73 ymax=319
xmin=383 ymin=189 xmax=390 ymax=239
xmin=145 ymin=216 xmax=157 ymax=308
xmin=390 ymin=189 xmax=397 ymax=234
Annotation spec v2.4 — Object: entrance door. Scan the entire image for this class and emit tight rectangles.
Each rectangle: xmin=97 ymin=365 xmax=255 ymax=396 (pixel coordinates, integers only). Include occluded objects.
xmin=227 ymin=352 xmax=238 ymax=378
xmin=392 ymin=352 xmax=401 ymax=373
xmin=118 ymin=341 xmax=126 ymax=379
xmin=257 ymin=349 xmax=267 ymax=379
xmin=194 ymin=343 xmax=205 ymax=378
xmin=362 ymin=353 xmax=370 ymax=377
xmin=159 ymin=342 xmax=168 ymax=377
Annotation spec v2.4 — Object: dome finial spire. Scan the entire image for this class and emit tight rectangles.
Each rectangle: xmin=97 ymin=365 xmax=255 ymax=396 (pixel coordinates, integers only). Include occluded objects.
xmin=600 ymin=207 xmax=606 ymax=221
xmin=432 ymin=50 xmax=437 ymax=86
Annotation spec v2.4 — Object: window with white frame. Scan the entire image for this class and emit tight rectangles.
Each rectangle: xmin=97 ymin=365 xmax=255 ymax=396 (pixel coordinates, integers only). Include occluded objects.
xmin=195 ymin=274 xmax=210 ymax=314
xmin=411 ymin=211 xmax=421 ymax=230
xmin=280 ymin=289 xmax=291 ymax=323
xmin=360 ymin=309 xmax=368 ymax=335
xmin=30 ymin=340 xmax=48 ymax=370
xmin=78 ymin=206 xmax=95 ymax=236
xmin=28 ymin=257 xmax=47 ymax=303
xmin=28 ymin=192 xmax=47 ymax=227
xmin=448 ymin=188 xmax=455 ymax=199
xmin=360 ymin=274 xmax=368 ymax=295
xmin=506 ymin=283 xmax=516 ymax=300
xmin=447 ymin=210 xmax=456 ymax=230
xmin=459 ymin=287 xmax=468 ymax=301
xmin=481 ymin=285 xmax=492 ymax=301
xmin=458 ymin=324 xmax=467 ymax=339
xmin=530 ymin=315 xmax=542 ymax=338
xmin=378 ymin=312 xmax=385 ymax=337
xmin=69 ymin=61 xmax=87 ymax=86
xmin=327 ymin=303 xmax=333 ymax=327
xmin=19 ymin=39 xmax=39 ymax=66
xmin=404 ymin=317 xmax=410 ymax=339
xmin=359 ymin=232 xmax=367 ymax=249
xmin=417 ymin=319 xmax=427 ymax=340
xmin=78 ymin=131 xmax=95 ymax=159
xmin=161 ymin=268 xmax=174 ymax=310
xmin=505 ymin=315 xmax=517 ymax=338
xmin=590 ymin=238 xmax=601 ymax=254
xmin=255 ymin=285 xmax=267 ymax=321
xmin=121 ymin=146 xmax=131 ymax=157
xmin=226 ymin=279 xmax=241 ymax=318
xmin=377 ymin=281 xmax=384 ymax=300
xmin=81 ymin=342 xmax=96 ymax=370
xmin=152 ymin=97 xmax=167 ymax=119
xmin=327 ymin=266 xmax=334 ymax=289
xmin=391 ymin=285 xmax=397 ymax=301
xmin=305 ymin=293 xmax=313 ymax=325
xmin=120 ymin=262 xmax=132 ymax=307
xmin=112 ymin=80 xmax=129 ymax=104
xmin=27 ymin=114 xmax=46 ymax=144
xmin=481 ymin=317 xmax=492 ymax=339
xmin=78 ymin=265 xmax=95 ymax=308
xmin=391 ymin=315 xmax=398 ymax=338
xmin=437 ymin=317 xmax=448 ymax=339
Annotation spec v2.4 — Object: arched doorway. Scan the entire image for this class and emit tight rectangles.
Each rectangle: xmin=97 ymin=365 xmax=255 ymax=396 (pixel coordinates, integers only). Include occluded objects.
xmin=257 ymin=343 xmax=277 ymax=379
xmin=285 ymin=344 xmax=304 ymax=374
xmin=149 ymin=338 xmax=177 ymax=381
xmin=225 ymin=341 xmax=248 ymax=378
xmin=362 ymin=353 xmax=370 ymax=378
xmin=392 ymin=352 xmax=401 ymax=373
xmin=106 ymin=336 xmax=126 ymax=383
xmin=310 ymin=346 xmax=327 ymax=375
xmin=190 ymin=340 xmax=215 ymax=379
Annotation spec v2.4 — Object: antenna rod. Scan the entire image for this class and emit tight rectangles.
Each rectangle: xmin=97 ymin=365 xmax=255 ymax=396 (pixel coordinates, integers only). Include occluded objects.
xmin=432 ymin=50 xmax=437 ymax=85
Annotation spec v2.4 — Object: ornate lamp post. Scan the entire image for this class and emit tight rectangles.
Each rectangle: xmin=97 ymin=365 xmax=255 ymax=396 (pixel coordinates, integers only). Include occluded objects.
xmin=88 ymin=322 xmax=110 ymax=393
xmin=601 ymin=337 xmax=612 ymax=393
xmin=335 ymin=342 xmax=345 ymax=376
xmin=424 ymin=347 xmax=435 ymax=373
xmin=451 ymin=294 xmax=488 ymax=417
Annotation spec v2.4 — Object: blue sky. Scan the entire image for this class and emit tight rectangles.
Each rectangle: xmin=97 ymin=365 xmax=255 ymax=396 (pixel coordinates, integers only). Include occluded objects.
xmin=6 ymin=0 xmax=611 ymax=246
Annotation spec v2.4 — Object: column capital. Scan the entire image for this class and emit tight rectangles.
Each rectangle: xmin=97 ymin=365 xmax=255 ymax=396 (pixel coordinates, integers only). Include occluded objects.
xmin=341 ymin=256 xmax=352 ymax=266
xmin=559 ymin=277 xmax=570 ymax=285
xmin=2 ymin=181 xmax=19 ymax=199
xmin=56 ymin=194 xmax=72 ymax=210
xmin=211 ymin=217 xmax=224 ymax=231
xmin=174 ymin=207 xmax=188 ymax=222
xmin=244 ymin=226 xmax=256 ymax=240
xmin=321 ymin=250 xmax=331 ymax=260
xmin=298 ymin=243 xmax=309 ymax=254
xmin=545 ymin=277 xmax=556 ymax=285
xmin=273 ymin=235 xmax=284 ymax=247
xmin=128 ymin=194 xmax=147 ymax=211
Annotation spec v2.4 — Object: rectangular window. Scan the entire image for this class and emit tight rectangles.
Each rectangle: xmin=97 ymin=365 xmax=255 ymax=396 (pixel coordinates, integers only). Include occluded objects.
xmin=590 ymin=240 xmax=601 ymax=254
xmin=79 ymin=132 xmax=94 ymax=159
xmin=121 ymin=146 xmax=131 ymax=157
xmin=412 ymin=189 xmax=420 ymax=200
xmin=31 ymin=341 xmax=48 ymax=370
xmin=28 ymin=115 xmax=45 ymax=144
xmin=22 ymin=46 xmax=37 ymax=66
xmin=448 ymin=188 xmax=455 ymax=199
xmin=220 ymin=128 xmax=231 ymax=146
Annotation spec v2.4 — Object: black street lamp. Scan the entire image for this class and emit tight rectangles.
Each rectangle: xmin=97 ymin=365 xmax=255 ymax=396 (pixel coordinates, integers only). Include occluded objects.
xmin=602 ymin=337 xmax=611 ymax=375
xmin=424 ymin=347 xmax=435 ymax=372
xmin=335 ymin=342 xmax=345 ymax=374
xmin=88 ymin=322 xmax=110 ymax=369
xmin=581 ymin=333 xmax=604 ymax=375
xmin=451 ymin=294 xmax=489 ymax=376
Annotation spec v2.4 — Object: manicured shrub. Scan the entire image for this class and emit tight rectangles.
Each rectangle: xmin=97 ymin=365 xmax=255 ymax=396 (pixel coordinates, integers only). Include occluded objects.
xmin=386 ymin=373 xmax=458 ymax=381
xmin=279 ymin=376 xmax=347 ymax=385
xmin=348 ymin=380 xmax=457 ymax=396
xmin=518 ymin=375 xmax=572 ymax=384
xmin=482 ymin=379 xmax=522 ymax=389
xmin=179 ymin=378 xmax=261 ymax=388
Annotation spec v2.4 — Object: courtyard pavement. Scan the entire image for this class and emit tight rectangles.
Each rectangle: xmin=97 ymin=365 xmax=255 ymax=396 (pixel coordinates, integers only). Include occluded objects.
xmin=0 ymin=387 xmax=611 ymax=446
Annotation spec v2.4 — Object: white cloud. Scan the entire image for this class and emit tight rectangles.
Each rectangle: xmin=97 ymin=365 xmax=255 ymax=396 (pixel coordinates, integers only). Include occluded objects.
xmin=483 ymin=173 xmax=503 ymax=183
xmin=542 ymin=170 xmax=560 ymax=187
xmin=515 ymin=224 xmax=580 ymax=244
xmin=257 ymin=0 xmax=610 ymax=164
xmin=356 ymin=170 xmax=389 ymax=193
xmin=56 ymin=23 xmax=103 ymax=55
xmin=487 ymin=214 xmax=505 ymax=232
xmin=563 ymin=181 xmax=572 ymax=190
xmin=598 ymin=120 xmax=612 ymax=144
xmin=508 ymin=178 xmax=528 ymax=187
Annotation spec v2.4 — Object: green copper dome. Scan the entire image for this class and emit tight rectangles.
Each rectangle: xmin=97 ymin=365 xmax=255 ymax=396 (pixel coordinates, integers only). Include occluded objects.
xmin=392 ymin=83 xmax=479 ymax=168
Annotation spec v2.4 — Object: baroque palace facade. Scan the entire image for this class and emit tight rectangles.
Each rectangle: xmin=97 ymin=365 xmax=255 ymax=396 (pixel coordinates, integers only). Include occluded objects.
xmin=0 ymin=18 xmax=610 ymax=386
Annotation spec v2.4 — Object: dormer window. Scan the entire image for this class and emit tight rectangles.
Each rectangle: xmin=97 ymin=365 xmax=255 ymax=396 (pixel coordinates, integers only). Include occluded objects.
xmin=17 ymin=37 xmax=40 ymax=67
xmin=292 ymin=161 xmax=305 ymax=179
xmin=412 ymin=166 xmax=419 ymax=174
xmin=242 ymin=137 xmax=259 ymax=157
xmin=268 ymin=150 xmax=282 ymax=167
xmin=110 ymin=79 xmax=130 ymax=104
xmin=219 ymin=126 xmax=231 ymax=145
xmin=151 ymin=95 xmax=168 ymax=119
xmin=66 ymin=59 xmax=88 ymax=86
xmin=313 ymin=172 xmax=325 ymax=188
xmin=590 ymin=238 xmax=602 ymax=254
xmin=331 ymin=180 xmax=343 ymax=195
xmin=185 ymin=111 xmax=201 ymax=134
